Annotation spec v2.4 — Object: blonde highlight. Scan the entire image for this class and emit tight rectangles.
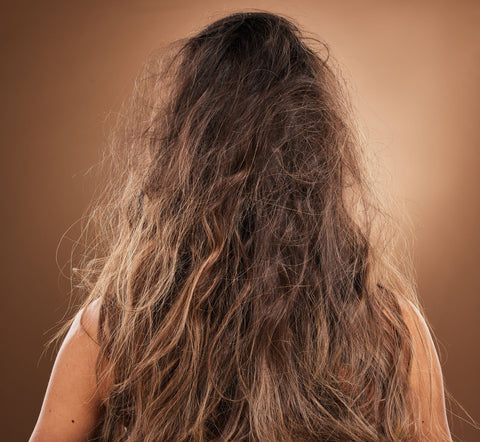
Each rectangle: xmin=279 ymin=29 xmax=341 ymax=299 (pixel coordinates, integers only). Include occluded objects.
xmin=50 ymin=10 xmax=450 ymax=441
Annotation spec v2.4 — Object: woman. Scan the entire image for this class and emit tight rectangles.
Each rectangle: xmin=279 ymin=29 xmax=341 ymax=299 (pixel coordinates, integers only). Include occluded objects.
xmin=30 ymin=11 xmax=452 ymax=441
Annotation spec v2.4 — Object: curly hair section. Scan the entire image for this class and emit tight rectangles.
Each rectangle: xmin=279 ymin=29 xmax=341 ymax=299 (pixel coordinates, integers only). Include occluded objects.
xmin=59 ymin=10 xmax=446 ymax=441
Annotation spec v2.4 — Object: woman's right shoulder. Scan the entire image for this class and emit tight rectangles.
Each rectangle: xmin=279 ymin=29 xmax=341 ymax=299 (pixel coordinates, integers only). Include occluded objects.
xmin=395 ymin=294 xmax=452 ymax=441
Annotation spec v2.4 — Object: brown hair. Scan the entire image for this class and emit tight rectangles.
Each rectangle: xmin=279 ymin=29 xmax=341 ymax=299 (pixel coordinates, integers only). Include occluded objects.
xmin=50 ymin=10 xmax=449 ymax=441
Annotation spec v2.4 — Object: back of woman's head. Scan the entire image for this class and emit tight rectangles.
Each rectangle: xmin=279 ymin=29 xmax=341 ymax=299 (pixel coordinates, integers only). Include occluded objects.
xmin=69 ymin=10 xmax=428 ymax=441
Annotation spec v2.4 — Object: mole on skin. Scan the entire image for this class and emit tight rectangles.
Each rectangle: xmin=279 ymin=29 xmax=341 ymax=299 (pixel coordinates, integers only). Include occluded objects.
xmin=71 ymin=420 xmax=75 ymax=423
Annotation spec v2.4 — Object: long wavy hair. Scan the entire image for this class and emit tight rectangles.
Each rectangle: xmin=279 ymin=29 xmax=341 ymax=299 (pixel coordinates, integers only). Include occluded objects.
xmin=50 ymin=10 xmax=449 ymax=441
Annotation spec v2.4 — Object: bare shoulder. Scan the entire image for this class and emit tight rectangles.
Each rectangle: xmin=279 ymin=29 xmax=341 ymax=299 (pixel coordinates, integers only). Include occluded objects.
xmin=79 ymin=298 xmax=114 ymax=402
xmin=395 ymin=295 xmax=433 ymax=358
xmin=395 ymin=295 xmax=444 ymax=380
xmin=395 ymin=294 xmax=452 ymax=441
xmin=29 ymin=299 xmax=106 ymax=442
xmin=78 ymin=297 xmax=102 ymax=346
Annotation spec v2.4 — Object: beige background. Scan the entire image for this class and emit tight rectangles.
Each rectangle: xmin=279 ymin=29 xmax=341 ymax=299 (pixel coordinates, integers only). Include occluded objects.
xmin=1 ymin=1 xmax=479 ymax=440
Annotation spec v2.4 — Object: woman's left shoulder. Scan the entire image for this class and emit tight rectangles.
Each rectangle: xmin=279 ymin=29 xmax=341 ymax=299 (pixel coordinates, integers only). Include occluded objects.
xmin=29 ymin=299 xmax=107 ymax=442
xmin=78 ymin=298 xmax=102 ymax=346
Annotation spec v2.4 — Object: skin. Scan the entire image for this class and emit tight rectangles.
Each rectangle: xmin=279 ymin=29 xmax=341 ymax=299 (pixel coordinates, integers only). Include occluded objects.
xmin=29 ymin=299 xmax=107 ymax=442
xmin=397 ymin=296 xmax=453 ymax=441
xmin=29 ymin=296 xmax=452 ymax=441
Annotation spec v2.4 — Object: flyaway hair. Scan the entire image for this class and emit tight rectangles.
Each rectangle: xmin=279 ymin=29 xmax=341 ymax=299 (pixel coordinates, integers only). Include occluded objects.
xmin=49 ymin=10 xmax=452 ymax=441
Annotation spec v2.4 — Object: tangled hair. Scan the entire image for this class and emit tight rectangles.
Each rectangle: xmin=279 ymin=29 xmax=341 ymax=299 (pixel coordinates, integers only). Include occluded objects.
xmin=50 ymin=10 xmax=451 ymax=441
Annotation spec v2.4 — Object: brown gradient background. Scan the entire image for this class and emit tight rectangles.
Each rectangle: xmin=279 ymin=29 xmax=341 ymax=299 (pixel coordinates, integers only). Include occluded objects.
xmin=1 ymin=1 xmax=479 ymax=440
